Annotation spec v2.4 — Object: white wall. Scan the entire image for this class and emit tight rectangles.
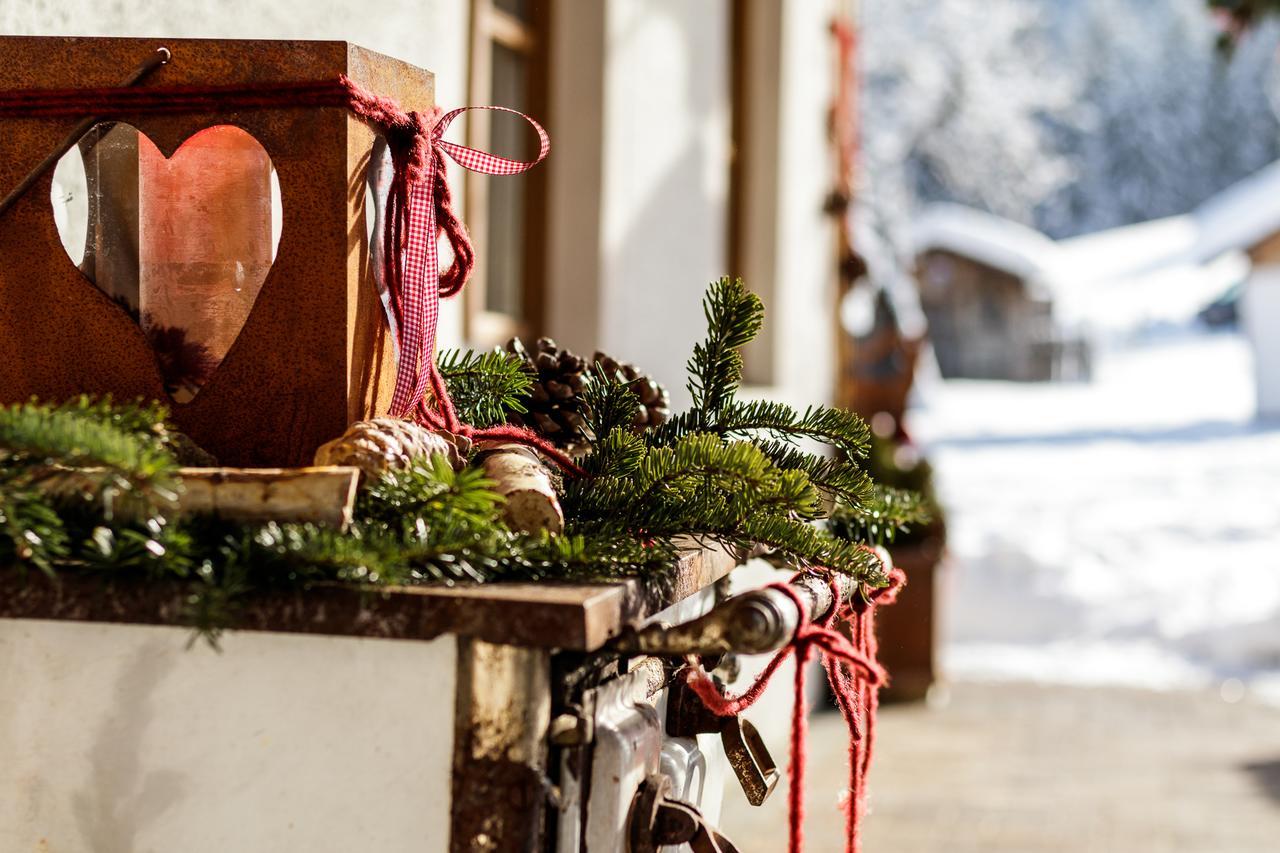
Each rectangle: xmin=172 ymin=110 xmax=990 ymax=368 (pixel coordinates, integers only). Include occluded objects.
xmin=545 ymin=0 xmax=731 ymax=406
xmin=1244 ymin=265 xmax=1280 ymax=419
xmin=545 ymin=0 xmax=838 ymax=409
xmin=1 ymin=0 xmax=473 ymax=345
xmin=769 ymin=0 xmax=838 ymax=409
xmin=1 ymin=619 xmax=456 ymax=852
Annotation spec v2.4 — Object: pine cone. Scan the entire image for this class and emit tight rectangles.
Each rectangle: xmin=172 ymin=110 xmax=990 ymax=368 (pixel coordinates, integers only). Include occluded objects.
xmin=504 ymin=337 xmax=670 ymax=448
xmin=314 ymin=417 xmax=470 ymax=480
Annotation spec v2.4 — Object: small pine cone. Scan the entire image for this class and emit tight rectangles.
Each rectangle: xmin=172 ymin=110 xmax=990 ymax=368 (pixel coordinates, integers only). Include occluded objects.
xmin=592 ymin=351 xmax=671 ymax=430
xmin=504 ymin=336 xmax=592 ymax=448
xmin=504 ymin=337 xmax=671 ymax=448
xmin=314 ymin=418 xmax=471 ymax=480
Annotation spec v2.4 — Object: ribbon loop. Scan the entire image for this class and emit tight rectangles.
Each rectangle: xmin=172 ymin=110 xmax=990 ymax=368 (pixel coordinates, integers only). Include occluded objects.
xmin=432 ymin=105 xmax=550 ymax=176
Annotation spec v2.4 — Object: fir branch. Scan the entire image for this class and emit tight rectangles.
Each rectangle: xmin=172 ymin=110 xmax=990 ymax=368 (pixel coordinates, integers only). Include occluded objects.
xmin=828 ymin=486 xmax=933 ymax=547
xmin=436 ymin=348 xmax=533 ymax=428
xmin=581 ymin=370 xmax=642 ymax=441
xmin=686 ymin=277 xmax=764 ymax=419
xmin=579 ymin=426 xmax=647 ymax=478
xmin=0 ymin=488 xmax=69 ymax=578
xmin=0 ymin=399 xmax=178 ymax=487
xmin=752 ymin=440 xmax=874 ymax=510
xmin=358 ymin=455 xmax=504 ymax=533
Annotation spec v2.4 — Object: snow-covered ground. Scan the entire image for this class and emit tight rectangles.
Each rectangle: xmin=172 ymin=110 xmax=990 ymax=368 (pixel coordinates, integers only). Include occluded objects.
xmin=913 ymin=329 xmax=1280 ymax=702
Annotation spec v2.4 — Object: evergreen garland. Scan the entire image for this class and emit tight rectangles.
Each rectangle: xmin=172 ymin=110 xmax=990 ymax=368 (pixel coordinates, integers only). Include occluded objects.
xmin=435 ymin=348 xmax=533 ymax=428
xmin=1 ymin=278 xmax=927 ymax=642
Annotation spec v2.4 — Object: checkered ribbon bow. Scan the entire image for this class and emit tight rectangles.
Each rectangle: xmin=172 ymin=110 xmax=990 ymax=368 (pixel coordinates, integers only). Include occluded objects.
xmin=385 ymin=105 xmax=550 ymax=419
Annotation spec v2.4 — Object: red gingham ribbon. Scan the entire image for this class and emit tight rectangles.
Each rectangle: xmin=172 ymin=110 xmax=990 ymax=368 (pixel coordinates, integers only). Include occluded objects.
xmin=389 ymin=106 xmax=549 ymax=418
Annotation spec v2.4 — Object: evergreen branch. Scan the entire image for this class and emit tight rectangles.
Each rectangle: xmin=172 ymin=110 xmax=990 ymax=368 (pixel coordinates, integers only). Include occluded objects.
xmin=828 ymin=486 xmax=933 ymax=547
xmin=436 ymin=348 xmax=533 ymax=428
xmin=752 ymin=440 xmax=875 ymax=510
xmin=581 ymin=370 xmax=642 ymax=441
xmin=0 ymin=399 xmax=178 ymax=486
xmin=721 ymin=401 xmax=871 ymax=457
xmin=579 ymin=427 xmax=647 ymax=478
xmin=686 ymin=277 xmax=764 ymax=418
xmin=358 ymin=455 xmax=505 ymax=533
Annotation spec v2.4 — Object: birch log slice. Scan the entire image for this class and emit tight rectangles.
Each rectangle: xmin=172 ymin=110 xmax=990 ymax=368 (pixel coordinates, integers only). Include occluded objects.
xmin=478 ymin=445 xmax=565 ymax=534
xmin=38 ymin=466 xmax=361 ymax=530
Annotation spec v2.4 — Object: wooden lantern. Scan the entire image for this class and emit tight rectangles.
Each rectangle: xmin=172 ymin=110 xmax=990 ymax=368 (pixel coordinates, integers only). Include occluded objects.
xmin=0 ymin=36 xmax=434 ymax=466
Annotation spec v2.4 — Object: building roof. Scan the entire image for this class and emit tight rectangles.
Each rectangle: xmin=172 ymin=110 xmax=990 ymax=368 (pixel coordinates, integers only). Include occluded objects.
xmin=1054 ymin=215 xmax=1199 ymax=285
xmin=1191 ymin=159 xmax=1280 ymax=261
xmin=910 ymin=203 xmax=1061 ymax=284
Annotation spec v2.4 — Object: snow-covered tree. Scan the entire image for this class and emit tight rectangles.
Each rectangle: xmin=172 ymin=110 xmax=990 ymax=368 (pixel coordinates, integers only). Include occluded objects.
xmin=860 ymin=0 xmax=1280 ymax=251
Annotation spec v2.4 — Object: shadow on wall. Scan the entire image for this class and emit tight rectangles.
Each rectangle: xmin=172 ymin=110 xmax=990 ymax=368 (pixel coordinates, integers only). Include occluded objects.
xmin=1243 ymin=759 xmax=1280 ymax=805
xmin=72 ymin=639 xmax=187 ymax=852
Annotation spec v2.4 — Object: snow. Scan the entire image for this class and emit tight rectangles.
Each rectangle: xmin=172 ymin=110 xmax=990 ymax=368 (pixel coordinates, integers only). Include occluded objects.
xmin=912 ymin=330 xmax=1280 ymax=702
xmin=1193 ymin=159 xmax=1280 ymax=261
xmin=1054 ymin=215 xmax=1199 ymax=284
xmin=909 ymin=203 xmax=1061 ymax=288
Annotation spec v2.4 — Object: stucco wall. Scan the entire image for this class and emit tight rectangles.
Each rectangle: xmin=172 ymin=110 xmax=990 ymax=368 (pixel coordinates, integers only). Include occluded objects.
xmin=546 ymin=0 xmax=837 ymax=409
xmin=1 ymin=619 xmax=457 ymax=851
xmin=597 ymin=0 xmax=731 ymax=407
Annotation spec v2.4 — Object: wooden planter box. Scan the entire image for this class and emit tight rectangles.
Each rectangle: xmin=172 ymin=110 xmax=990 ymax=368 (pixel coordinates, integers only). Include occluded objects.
xmin=0 ymin=549 xmax=736 ymax=852
xmin=876 ymin=531 xmax=946 ymax=703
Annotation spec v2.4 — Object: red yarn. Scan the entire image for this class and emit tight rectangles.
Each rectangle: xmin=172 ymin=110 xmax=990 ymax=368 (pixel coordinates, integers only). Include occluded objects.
xmin=0 ymin=76 xmax=580 ymax=474
xmin=684 ymin=563 xmax=906 ymax=853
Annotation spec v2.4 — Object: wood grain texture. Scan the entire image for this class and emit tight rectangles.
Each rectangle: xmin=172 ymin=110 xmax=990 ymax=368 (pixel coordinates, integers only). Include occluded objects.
xmin=0 ymin=546 xmax=738 ymax=651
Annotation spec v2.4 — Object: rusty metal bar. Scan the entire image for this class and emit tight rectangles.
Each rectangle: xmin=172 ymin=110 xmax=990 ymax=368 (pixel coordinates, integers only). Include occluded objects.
xmin=612 ymin=572 xmax=858 ymax=657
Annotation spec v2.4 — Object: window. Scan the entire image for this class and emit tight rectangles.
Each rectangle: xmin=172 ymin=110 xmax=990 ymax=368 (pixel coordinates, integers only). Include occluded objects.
xmin=466 ymin=0 xmax=551 ymax=347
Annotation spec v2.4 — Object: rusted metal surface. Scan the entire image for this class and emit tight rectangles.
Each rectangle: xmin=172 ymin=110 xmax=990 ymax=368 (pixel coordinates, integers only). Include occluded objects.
xmin=450 ymin=638 xmax=552 ymax=853
xmin=666 ymin=682 xmax=780 ymax=807
xmin=0 ymin=46 xmax=170 ymax=217
xmin=0 ymin=37 xmax=431 ymax=466
xmin=0 ymin=547 xmax=740 ymax=651
xmin=629 ymin=775 xmax=743 ymax=853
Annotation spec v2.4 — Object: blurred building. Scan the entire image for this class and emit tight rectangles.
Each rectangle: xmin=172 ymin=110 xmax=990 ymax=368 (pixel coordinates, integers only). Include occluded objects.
xmin=7 ymin=0 xmax=845 ymax=410
xmin=909 ymin=204 xmax=1087 ymax=382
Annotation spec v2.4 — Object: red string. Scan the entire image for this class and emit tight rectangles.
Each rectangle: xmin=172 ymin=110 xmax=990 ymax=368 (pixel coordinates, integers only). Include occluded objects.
xmin=0 ymin=76 xmax=582 ymax=474
xmin=684 ymin=563 xmax=906 ymax=853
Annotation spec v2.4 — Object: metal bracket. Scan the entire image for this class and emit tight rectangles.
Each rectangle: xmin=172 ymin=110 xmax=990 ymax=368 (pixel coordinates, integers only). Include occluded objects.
xmin=629 ymin=775 xmax=743 ymax=853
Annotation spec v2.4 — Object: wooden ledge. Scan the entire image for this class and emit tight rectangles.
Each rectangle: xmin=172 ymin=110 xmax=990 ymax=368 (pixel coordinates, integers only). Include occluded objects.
xmin=0 ymin=546 xmax=737 ymax=651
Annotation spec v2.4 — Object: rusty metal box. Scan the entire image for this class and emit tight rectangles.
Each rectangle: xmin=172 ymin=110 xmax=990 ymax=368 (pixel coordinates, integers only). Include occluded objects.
xmin=0 ymin=37 xmax=433 ymax=466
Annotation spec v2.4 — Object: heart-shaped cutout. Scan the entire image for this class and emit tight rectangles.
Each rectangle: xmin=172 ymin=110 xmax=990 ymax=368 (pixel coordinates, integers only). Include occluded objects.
xmin=52 ymin=123 xmax=281 ymax=402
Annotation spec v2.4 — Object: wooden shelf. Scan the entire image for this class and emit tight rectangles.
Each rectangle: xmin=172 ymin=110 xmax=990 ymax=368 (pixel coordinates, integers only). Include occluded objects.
xmin=0 ymin=546 xmax=737 ymax=651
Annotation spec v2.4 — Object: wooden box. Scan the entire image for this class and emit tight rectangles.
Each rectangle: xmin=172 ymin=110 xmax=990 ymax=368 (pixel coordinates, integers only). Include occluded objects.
xmin=0 ymin=37 xmax=433 ymax=466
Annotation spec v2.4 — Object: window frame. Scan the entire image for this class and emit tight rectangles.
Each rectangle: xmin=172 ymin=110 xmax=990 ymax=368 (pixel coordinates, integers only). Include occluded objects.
xmin=465 ymin=0 xmax=552 ymax=347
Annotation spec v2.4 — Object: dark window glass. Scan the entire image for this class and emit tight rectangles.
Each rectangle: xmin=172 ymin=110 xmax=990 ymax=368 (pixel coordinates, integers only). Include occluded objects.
xmin=485 ymin=42 xmax=530 ymax=318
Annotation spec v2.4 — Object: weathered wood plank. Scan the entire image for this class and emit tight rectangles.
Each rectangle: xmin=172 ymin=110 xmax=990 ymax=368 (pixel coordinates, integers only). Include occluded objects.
xmin=0 ymin=546 xmax=738 ymax=651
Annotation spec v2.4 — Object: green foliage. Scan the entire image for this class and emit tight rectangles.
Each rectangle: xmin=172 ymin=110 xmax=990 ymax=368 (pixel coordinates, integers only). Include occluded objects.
xmin=0 ymin=397 xmax=182 ymax=577
xmin=566 ymin=431 xmax=881 ymax=581
xmin=2 ymin=275 xmax=926 ymax=641
xmin=828 ymin=486 xmax=932 ymax=548
xmin=686 ymin=277 xmax=764 ymax=416
xmin=436 ymin=348 xmax=533 ymax=429
xmin=567 ymin=277 xmax=899 ymax=583
xmin=0 ymin=401 xmax=661 ymax=643
xmin=645 ymin=279 xmax=872 ymax=505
